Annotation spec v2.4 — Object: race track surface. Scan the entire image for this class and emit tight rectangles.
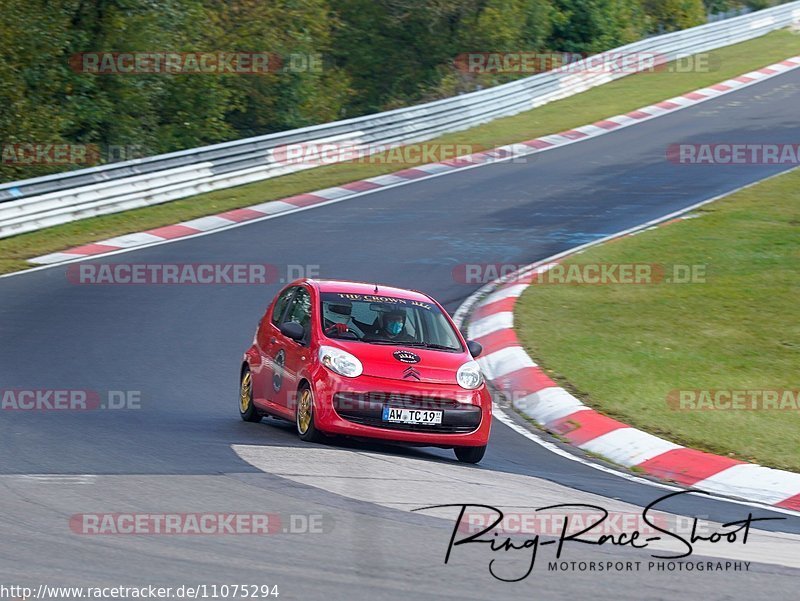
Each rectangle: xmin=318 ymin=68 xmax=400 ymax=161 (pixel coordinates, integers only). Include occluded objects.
xmin=1 ymin=67 xmax=799 ymax=599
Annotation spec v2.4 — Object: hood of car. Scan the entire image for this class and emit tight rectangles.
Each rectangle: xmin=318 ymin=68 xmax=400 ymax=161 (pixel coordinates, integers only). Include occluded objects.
xmin=337 ymin=342 xmax=468 ymax=385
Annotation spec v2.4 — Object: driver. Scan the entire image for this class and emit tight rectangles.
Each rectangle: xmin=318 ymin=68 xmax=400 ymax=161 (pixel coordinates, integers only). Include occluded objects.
xmin=377 ymin=309 xmax=414 ymax=342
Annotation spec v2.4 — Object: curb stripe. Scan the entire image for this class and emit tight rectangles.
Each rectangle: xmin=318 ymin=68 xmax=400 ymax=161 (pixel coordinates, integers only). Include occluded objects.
xmin=477 ymin=346 xmax=536 ymax=379
xmin=481 ymin=283 xmax=529 ymax=304
xmin=497 ymin=366 xmax=556 ymax=396
xmin=548 ymin=410 xmax=628 ymax=445
xmin=217 ymin=208 xmax=267 ymax=222
xmin=100 ymin=232 xmax=165 ymax=248
xmin=636 ymin=448 xmax=745 ymax=486
xmin=306 ymin=187 xmax=352 ymax=200
xmin=579 ymin=428 xmax=682 ymax=466
xmin=470 ymin=297 xmax=518 ymax=320
xmin=180 ymin=216 xmax=236 ymax=231
xmin=594 ymin=120 xmax=622 ymax=130
xmin=516 ymin=387 xmax=589 ymax=424
xmin=146 ymin=224 xmax=201 ymax=239
xmin=64 ymin=243 xmax=120 ymax=256
xmin=469 ymin=311 xmax=515 ymax=339
xmin=777 ymin=494 xmax=800 ymax=512
xmin=560 ymin=130 xmax=589 ymax=140
xmin=283 ymin=193 xmax=326 ymax=207
xmin=471 ymin=328 xmax=520 ymax=357
xmin=691 ymin=465 xmax=800 ymax=506
xmin=521 ymin=139 xmax=555 ymax=149
xmin=394 ymin=168 xmax=431 ymax=179
xmin=341 ymin=180 xmax=382 ymax=192
xmin=364 ymin=174 xmax=409 ymax=186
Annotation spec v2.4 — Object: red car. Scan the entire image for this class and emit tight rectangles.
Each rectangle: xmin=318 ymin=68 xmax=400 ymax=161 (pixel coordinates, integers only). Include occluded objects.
xmin=240 ymin=279 xmax=492 ymax=463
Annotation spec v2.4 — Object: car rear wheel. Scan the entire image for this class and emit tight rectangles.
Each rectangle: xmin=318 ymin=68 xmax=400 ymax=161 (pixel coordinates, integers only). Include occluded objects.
xmin=296 ymin=385 xmax=324 ymax=443
xmin=239 ymin=366 xmax=262 ymax=423
xmin=454 ymin=445 xmax=486 ymax=464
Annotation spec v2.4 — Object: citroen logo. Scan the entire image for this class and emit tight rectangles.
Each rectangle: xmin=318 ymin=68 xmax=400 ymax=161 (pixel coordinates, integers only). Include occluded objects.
xmin=402 ymin=366 xmax=421 ymax=381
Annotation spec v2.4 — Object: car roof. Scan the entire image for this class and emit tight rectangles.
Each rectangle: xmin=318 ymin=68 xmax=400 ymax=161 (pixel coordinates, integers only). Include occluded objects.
xmin=310 ymin=279 xmax=434 ymax=303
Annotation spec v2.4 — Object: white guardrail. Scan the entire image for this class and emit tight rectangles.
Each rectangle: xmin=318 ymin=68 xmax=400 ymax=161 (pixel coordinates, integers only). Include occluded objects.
xmin=1 ymin=2 xmax=799 ymax=239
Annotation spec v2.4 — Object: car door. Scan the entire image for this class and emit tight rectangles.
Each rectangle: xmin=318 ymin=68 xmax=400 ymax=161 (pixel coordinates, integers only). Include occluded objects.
xmin=254 ymin=285 xmax=297 ymax=412
xmin=273 ymin=286 xmax=313 ymax=412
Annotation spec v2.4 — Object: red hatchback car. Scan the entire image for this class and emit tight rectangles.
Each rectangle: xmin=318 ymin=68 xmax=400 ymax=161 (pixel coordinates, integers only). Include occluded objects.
xmin=240 ymin=279 xmax=492 ymax=463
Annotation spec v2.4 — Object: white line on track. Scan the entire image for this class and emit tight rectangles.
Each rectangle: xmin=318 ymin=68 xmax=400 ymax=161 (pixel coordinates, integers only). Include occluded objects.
xmin=4 ymin=475 xmax=96 ymax=484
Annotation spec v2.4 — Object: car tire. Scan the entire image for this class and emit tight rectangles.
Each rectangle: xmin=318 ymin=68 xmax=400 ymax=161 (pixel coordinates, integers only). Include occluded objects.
xmin=239 ymin=366 xmax=262 ymax=423
xmin=296 ymin=384 xmax=324 ymax=443
xmin=454 ymin=445 xmax=486 ymax=464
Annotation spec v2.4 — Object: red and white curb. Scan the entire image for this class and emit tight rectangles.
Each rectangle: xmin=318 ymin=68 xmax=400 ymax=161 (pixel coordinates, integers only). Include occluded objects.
xmin=457 ymin=217 xmax=800 ymax=512
xmin=30 ymin=55 xmax=800 ymax=266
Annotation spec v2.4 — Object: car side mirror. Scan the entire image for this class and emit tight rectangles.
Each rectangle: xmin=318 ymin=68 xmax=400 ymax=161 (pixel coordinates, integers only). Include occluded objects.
xmin=280 ymin=321 xmax=305 ymax=342
xmin=467 ymin=340 xmax=483 ymax=358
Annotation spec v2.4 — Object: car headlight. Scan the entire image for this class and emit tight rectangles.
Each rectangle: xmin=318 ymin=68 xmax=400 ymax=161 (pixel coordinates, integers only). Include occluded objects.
xmin=319 ymin=345 xmax=363 ymax=378
xmin=457 ymin=361 xmax=483 ymax=390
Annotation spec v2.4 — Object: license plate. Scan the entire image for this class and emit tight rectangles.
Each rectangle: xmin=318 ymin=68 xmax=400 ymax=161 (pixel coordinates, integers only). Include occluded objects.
xmin=382 ymin=407 xmax=442 ymax=425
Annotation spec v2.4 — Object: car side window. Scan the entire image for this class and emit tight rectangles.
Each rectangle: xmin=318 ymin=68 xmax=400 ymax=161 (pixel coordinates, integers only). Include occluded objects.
xmin=284 ymin=287 xmax=312 ymax=337
xmin=271 ymin=287 xmax=297 ymax=326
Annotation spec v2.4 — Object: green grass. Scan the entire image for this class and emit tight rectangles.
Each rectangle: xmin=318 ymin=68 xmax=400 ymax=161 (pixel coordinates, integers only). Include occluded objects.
xmin=2 ymin=29 xmax=800 ymax=275
xmin=515 ymin=168 xmax=800 ymax=472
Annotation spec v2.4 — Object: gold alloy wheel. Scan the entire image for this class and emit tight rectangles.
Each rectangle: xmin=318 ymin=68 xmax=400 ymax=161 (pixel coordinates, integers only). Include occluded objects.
xmin=240 ymin=371 xmax=252 ymax=413
xmin=297 ymin=388 xmax=313 ymax=434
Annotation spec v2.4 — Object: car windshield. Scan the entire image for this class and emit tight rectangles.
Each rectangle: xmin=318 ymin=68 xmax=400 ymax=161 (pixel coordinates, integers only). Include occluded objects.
xmin=320 ymin=292 xmax=463 ymax=351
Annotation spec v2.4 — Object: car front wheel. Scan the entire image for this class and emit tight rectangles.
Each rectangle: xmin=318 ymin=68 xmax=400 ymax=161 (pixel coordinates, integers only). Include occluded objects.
xmin=296 ymin=385 xmax=324 ymax=443
xmin=239 ymin=366 xmax=262 ymax=423
xmin=454 ymin=445 xmax=486 ymax=464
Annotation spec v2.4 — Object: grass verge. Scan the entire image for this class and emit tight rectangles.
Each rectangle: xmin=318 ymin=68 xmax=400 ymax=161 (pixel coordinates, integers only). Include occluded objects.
xmin=2 ymin=30 xmax=800 ymax=275
xmin=515 ymin=167 xmax=800 ymax=472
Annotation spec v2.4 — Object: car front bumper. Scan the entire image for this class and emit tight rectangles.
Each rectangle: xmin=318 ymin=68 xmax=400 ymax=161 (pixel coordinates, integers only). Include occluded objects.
xmin=310 ymin=368 xmax=492 ymax=447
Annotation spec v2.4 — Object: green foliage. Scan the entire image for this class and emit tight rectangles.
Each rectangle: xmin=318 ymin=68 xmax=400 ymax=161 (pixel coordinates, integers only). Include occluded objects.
xmin=0 ymin=0 xmax=75 ymax=179
xmin=1 ymin=0 xmax=774 ymax=182
xmin=550 ymin=0 xmax=646 ymax=53
xmin=330 ymin=0 xmax=480 ymax=114
xmin=703 ymin=0 xmax=787 ymax=14
xmin=212 ymin=0 xmax=352 ymax=135
xmin=643 ymin=0 xmax=706 ymax=33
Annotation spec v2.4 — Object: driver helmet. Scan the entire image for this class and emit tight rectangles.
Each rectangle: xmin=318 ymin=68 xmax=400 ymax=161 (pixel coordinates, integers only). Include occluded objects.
xmin=383 ymin=309 xmax=406 ymax=336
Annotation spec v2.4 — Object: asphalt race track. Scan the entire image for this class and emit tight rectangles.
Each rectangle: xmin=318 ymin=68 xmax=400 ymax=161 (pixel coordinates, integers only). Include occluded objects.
xmin=1 ymin=68 xmax=799 ymax=599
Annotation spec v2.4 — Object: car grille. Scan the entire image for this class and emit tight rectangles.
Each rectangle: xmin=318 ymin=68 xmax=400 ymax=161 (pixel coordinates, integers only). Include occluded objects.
xmin=333 ymin=392 xmax=482 ymax=434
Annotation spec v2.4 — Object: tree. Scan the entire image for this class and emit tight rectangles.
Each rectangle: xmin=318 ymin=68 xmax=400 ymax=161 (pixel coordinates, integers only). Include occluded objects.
xmin=643 ymin=0 xmax=706 ymax=33
xmin=549 ymin=0 xmax=646 ymax=53
xmin=211 ymin=0 xmax=351 ymax=137
xmin=0 ymin=0 xmax=75 ymax=180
